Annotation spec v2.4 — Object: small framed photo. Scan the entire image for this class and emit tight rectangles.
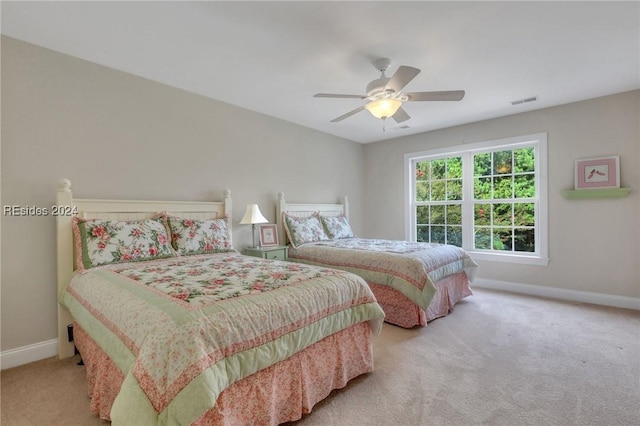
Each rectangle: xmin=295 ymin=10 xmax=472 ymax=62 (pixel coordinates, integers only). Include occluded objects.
xmin=259 ymin=224 xmax=278 ymax=247
xmin=575 ymin=156 xmax=620 ymax=190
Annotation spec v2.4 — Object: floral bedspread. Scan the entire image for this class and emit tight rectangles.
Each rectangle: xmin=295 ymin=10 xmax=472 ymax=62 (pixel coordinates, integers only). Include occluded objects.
xmin=60 ymin=253 xmax=384 ymax=425
xmin=288 ymin=238 xmax=478 ymax=309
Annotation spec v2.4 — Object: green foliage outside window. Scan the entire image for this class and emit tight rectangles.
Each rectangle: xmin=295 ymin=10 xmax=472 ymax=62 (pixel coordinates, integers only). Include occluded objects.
xmin=415 ymin=146 xmax=536 ymax=253
xmin=416 ymin=157 xmax=462 ymax=202
xmin=415 ymin=157 xmax=463 ymax=246
xmin=472 ymin=147 xmax=535 ymax=252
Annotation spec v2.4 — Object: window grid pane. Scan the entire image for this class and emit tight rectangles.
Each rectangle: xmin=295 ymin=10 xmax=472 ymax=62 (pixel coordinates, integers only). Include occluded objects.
xmin=414 ymin=156 xmax=463 ymax=247
xmin=471 ymin=146 xmax=537 ymax=254
xmin=411 ymin=141 xmax=546 ymax=254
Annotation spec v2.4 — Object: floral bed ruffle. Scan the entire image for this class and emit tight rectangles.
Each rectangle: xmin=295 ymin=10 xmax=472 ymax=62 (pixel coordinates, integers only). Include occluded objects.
xmin=74 ymin=321 xmax=373 ymax=424
xmin=368 ymin=271 xmax=472 ymax=328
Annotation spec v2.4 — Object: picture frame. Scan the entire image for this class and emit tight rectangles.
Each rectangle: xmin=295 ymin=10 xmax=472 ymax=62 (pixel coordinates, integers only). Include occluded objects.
xmin=574 ymin=155 xmax=620 ymax=190
xmin=259 ymin=224 xmax=278 ymax=247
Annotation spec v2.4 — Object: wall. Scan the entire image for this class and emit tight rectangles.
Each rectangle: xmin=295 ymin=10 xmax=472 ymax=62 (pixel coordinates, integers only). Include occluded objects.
xmin=0 ymin=36 xmax=365 ymax=354
xmin=363 ymin=90 xmax=640 ymax=301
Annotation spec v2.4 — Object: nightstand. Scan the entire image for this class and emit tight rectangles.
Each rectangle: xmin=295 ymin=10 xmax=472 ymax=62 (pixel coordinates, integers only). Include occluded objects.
xmin=244 ymin=246 xmax=288 ymax=261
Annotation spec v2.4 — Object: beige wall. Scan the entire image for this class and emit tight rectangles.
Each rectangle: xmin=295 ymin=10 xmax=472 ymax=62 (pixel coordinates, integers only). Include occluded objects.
xmin=0 ymin=37 xmax=364 ymax=351
xmin=363 ymin=90 xmax=640 ymax=299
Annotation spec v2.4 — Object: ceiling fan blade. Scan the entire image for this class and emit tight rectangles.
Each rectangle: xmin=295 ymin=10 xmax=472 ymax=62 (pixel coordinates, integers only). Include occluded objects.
xmin=330 ymin=105 xmax=365 ymax=122
xmin=405 ymin=90 xmax=466 ymax=102
xmin=385 ymin=66 xmax=421 ymax=93
xmin=392 ymin=107 xmax=411 ymax=123
xmin=314 ymin=93 xmax=366 ymax=99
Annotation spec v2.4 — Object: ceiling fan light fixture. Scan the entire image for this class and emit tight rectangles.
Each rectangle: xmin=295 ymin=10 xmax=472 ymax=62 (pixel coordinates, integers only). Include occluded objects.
xmin=365 ymin=98 xmax=402 ymax=119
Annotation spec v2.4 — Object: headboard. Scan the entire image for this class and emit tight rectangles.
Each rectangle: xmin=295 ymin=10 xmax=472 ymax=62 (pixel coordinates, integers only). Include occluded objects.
xmin=275 ymin=192 xmax=348 ymax=246
xmin=55 ymin=178 xmax=232 ymax=358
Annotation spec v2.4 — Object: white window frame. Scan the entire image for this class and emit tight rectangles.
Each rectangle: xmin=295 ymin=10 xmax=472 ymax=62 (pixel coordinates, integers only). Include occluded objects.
xmin=404 ymin=132 xmax=549 ymax=266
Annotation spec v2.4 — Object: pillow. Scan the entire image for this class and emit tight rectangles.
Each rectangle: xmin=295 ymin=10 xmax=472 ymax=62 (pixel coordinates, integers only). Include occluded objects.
xmin=282 ymin=213 xmax=330 ymax=248
xmin=73 ymin=216 xmax=175 ymax=272
xmin=167 ymin=216 xmax=233 ymax=255
xmin=320 ymin=215 xmax=355 ymax=239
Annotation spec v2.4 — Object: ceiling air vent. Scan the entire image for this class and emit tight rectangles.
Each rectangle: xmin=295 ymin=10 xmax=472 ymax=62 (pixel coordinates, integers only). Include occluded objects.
xmin=511 ymin=96 xmax=538 ymax=106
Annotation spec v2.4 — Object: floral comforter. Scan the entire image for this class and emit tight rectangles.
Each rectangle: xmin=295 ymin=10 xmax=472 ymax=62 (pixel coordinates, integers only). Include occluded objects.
xmin=288 ymin=238 xmax=478 ymax=309
xmin=60 ymin=253 xmax=384 ymax=425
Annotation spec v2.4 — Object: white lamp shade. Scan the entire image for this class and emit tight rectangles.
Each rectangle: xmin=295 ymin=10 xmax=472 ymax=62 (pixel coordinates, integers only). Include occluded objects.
xmin=239 ymin=204 xmax=268 ymax=225
xmin=365 ymin=98 xmax=402 ymax=119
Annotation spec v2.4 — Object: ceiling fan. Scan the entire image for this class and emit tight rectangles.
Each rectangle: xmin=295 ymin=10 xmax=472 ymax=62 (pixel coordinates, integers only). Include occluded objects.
xmin=314 ymin=58 xmax=465 ymax=127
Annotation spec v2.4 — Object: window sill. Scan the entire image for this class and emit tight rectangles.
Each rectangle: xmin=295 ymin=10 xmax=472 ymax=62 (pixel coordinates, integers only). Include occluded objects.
xmin=468 ymin=251 xmax=549 ymax=266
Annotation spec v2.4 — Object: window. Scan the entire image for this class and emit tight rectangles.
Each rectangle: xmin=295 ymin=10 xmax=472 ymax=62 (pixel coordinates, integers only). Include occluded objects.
xmin=415 ymin=157 xmax=463 ymax=246
xmin=405 ymin=133 xmax=548 ymax=265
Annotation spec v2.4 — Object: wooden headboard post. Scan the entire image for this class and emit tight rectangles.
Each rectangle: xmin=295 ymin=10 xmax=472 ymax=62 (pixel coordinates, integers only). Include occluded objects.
xmin=276 ymin=192 xmax=349 ymax=246
xmin=343 ymin=195 xmax=349 ymax=220
xmin=55 ymin=179 xmax=232 ymax=358
xmin=56 ymin=179 xmax=76 ymax=358
xmin=276 ymin=192 xmax=285 ymax=246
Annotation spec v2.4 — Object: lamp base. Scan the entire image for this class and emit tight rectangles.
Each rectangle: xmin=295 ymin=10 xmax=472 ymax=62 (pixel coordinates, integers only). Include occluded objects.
xmin=250 ymin=224 xmax=262 ymax=249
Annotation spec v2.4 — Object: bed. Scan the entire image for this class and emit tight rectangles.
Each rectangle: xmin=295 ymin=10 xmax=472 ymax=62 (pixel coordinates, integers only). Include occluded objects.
xmin=55 ymin=179 xmax=385 ymax=425
xmin=276 ymin=192 xmax=477 ymax=328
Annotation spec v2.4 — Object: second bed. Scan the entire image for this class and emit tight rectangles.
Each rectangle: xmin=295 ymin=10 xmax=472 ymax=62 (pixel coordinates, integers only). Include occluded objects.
xmin=276 ymin=193 xmax=477 ymax=328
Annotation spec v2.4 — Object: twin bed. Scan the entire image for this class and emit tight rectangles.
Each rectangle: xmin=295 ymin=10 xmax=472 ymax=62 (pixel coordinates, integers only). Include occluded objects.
xmin=276 ymin=193 xmax=477 ymax=328
xmin=56 ymin=181 xmax=476 ymax=424
xmin=55 ymin=180 xmax=384 ymax=425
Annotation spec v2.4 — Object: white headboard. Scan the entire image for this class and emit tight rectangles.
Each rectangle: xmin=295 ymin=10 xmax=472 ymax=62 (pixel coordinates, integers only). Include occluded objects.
xmin=55 ymin=178 xmax=232 ymax=358
xmin=275 ymin=192 xmax=348 ymax=246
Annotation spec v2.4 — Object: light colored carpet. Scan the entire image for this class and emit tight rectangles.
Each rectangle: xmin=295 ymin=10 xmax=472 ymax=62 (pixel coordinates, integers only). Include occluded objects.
xmin=294 ymin=289 xmax=640 ymax=425
xmin=2 ymin=288 xmax=639 ymax=426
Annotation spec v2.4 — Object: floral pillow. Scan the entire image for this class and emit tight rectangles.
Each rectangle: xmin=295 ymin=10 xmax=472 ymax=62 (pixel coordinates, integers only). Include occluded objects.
xmin=73 ymin=216 xmax=176 ymax=272
xmin=167 ymin=216 xmax=233 ymax=255
xmin=283 ymin=213 xmax=330 ymax=248
xmin=320 ymin=215 xmax=356 ymax=239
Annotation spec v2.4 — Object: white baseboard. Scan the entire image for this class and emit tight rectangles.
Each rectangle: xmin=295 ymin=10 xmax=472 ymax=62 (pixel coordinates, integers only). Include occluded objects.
xmin=473 ymin=278 xmax=640 ymax=311
xmin=0 ymin=338 xmax=58 ymax=370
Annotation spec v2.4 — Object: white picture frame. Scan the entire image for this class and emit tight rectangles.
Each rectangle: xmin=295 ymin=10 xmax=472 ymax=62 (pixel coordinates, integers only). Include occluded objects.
xmin=259 ymin=224 xmax=278 ymax=247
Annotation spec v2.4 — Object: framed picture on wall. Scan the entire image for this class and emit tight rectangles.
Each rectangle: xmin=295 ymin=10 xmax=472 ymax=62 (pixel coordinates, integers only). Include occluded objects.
xmin=575 ymin=156 xmax=620 ymax=190
xmin=259 ymin=224 xmax=278 ymax=247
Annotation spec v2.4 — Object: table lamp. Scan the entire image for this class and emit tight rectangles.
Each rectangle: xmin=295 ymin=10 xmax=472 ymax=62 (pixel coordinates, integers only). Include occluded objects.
xmin=239 ymin=204 xmax=268 ymax=248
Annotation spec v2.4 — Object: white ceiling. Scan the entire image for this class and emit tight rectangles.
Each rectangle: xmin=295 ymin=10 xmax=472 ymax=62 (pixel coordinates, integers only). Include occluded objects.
xmin=2 ymin=1 xmax=639 ymax=143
